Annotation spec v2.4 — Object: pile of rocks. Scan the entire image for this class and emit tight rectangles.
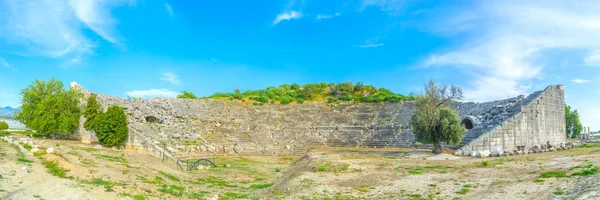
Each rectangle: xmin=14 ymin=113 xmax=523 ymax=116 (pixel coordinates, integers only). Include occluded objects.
xmin=456 ymin=142 xmax=578 ymax=158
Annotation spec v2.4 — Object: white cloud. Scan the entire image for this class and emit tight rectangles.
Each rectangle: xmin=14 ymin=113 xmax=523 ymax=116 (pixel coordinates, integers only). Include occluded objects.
xmin=571 ymin=79 xmax=592 ymax=84
xmin=0 ymin=0 xmax=130 ymax=61
xmin=273 ymin=11 xmax=302 ymax=25
xmin=0 ymin=57 xmax=15 ymax=72
xmin=165 ymin=3 xmax=173 ymax=17
xmin=125 ymin=89 xmax=178 ymax=99
xmin=360 ymin=0 xmax=406 ymax=13
xmin=422 ymin=1 xmax=600 ymax=102
xmin=161 ymin=72 xmax=180 ymax=84
xmin=358 ymin=43 xmax=385 ymax=48
xmin=316 ymin=12 xmax=340 ymax=20
xmin=316 ymin=14 xmax=332 ymax=19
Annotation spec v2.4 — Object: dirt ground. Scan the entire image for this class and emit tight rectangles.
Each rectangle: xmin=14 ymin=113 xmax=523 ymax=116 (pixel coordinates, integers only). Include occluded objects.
xmin=1 ymin=134 xmax=599 ymax=200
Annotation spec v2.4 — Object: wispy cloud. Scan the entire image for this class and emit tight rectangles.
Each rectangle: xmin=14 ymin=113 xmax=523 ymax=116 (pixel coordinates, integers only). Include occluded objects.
xmin=0 ymin=0 xmax=131 ymax=61
xmin=211 ymin=58 xmax=218 ymax=62
xmin=316 ymin=12 xmax=340 ymax=20
xmin=0 ymin=58 xmax=16 ymax=72
xmin=273 ymin=11 xmax=302 ymax=25
xmin=422 ymin=1 xmax=600 ymax=102
xmin=125 ymin=89 xmax=178 ymax=99
xmin=165 ymin=3 xmax=174 ymax=17
xmin=161 ymin=72 xmax=180 ymax=84
xmin=358 ymin=43 xmax=385 ymax=48
xmin=571 ymin=79 xmax=592 ymax=84
xmin=360 ymin=0 xmax=406 ymax=13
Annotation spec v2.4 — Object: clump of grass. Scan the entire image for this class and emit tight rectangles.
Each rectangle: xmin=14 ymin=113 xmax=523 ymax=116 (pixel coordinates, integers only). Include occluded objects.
xmin=22 ymin=144 xmax=32 ymax=151
xmin=42 ymin=160 xmax=70 ymax=178
xmin=223 ymin=192 xmax=249 ymax=199
xmin=424 ymin=165 xmax=443 ymax=169
xmin=353 ymin=185 xmax=369 ymax=193
xmin=480 ymin=161 xmax=489 ymax=167
xmin=85 ymin=178 xmax=117 ymax=192
xmin=407 ymin=168 xmax=424 ymax=174
xmin=17 ymin=157 xmax=34 ymax=163
xmin=554 ymin=187 xmax=565 ymax=195
xmin=300 ymin=178 xmax=316 ymax=189
xmin=195 ymin=176 xmax=237 ymax=188
xmin=315 ymin=162 xmax=349 ymax=173
xmin=427 ymin=193 xmax=435 ymax=200
xmin=275 ymin=167 xmax=282 ymax=172
xmin=540 ymin=171 xmax=569 ymax=178
xmin=160 ymin=184 xmax=185 ymax=197
xmin=186 ymin=191 xmax=210 ymax=199
xmin=159 ymin=171 xmax=180 ymax=182
xmin=428 ymin=184 xmax=437 ymax=187
xmin=409 ymin=194 xmax=422 ymax=198
xmin=571 ymin=166 xmax=598 ymax=176
xmin=93 ymin=154 xmax=127 ymax=163
xmin=250 ymin=183 xmax=274 ymax=189
xmin=456 ymin=184 xmax=472 ymax=195
xmin=533 ymin=179 xmax=545 ymax=183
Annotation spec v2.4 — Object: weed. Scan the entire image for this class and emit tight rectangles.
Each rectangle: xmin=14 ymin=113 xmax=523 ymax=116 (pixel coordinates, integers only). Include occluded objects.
xmin=42 ymin=159 xmax=70 ymax=178
xmin=571 ymin=167 xmax=598 ymax=176
xmin=300 ymin=178 xmax=316 ymax=189
xmin=424 ymin=165 xmax=443 ymax=169
xmin=160 ymin=184 xmax=185 ymax=197
xmin=17 ymin=157 xmax=34 ymax=163
xmin=159 ymin=171 xmax=180 ymax=182
xmin=409 ymin=194 xmax=422 ymax=199
xmin=93 ymin=154 xmax=127 ymax=163
xmin=186 ymin=191 xmax=210 ymax=199
xmin=428 ymin=184 xmax=437 ymax=187
xmin=480 ymin=161 xmax=489 ymax=167
xmin=122 ymin=170 xmax=129 ymax=174
xmin=271 ymin=189 xmax=283 ymax=195
xmin=249 ymin=183 xmax=274 ymax=189
xmin=533 ymin=179 xmax=545 ymax=183
xmin=133 ymin=195 xmax=146 ymax=200
xmin=195 ymin=176 xmax=237 ymax=188
xmin=540 ymin=171 xmax=569 ymax=178
xmin=353 ymin=185 xmax=369 ymax=193
xmin=408 ymin=168 xmax=424 ymax=174
xmin=456 ymin=188 xmax=470 ymax=195
xmin=22 ymin=144 xmax=32 ymax=151
xmin=428 ymin=193 xmax=435 ymax=200
xmin=554 ymin=188 xmax=565 ymax=195
xmin=275 ymin=167 xmax=282 ymax=172
xmin=223 ymin=192 xmax=249 ymax=199
xmin=84 ymin=178 xmax=117 ymax=192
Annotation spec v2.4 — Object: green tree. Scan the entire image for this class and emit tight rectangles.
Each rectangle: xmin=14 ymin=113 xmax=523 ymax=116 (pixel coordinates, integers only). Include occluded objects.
xmin=14 ymin=78 xmax=82 ymax=136
xmin=565 ymin=105 xmax=583 ymax=138
xmin=0 ymin=121 xmax=8 ymax=130
xmin=177 ymin=91 xmax=197 ymax=99
xmin=95 ymin=105 xmax=129 ymax=147
xmin=410 ymin=80 xmax=466 ymax=154
xmin=83 ymin=94 xmax=103 ymax=131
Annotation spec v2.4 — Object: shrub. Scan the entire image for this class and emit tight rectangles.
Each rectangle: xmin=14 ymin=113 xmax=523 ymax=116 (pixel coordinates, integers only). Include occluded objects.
xmin=177 ymin=91 xmax=197 ymax=99
xmin=83 ymin=94 xmax=103 ymax=131
xmin=280 ymin=97 xmax=292 ymax=105
xmin=0 ymin=121 xmax=8 ymax=130
xmin=95 ymin=106 xmax=129 ymax=147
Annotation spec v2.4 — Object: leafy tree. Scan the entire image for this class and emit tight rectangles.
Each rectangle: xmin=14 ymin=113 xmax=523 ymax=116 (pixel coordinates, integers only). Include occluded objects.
xmin=177 ymin=91 xmax=197 ymax=99
xmin=565 ymin=105 xmax=583 ymax=138
xmin=83 ymin=94 xmax=103 ymax=131
xmin=0 ymin=121 xmax=8 ymax=130
xmin=291 ymin=83 xmax=300 ymax=90
xmin=94 ymin=105 xmax=129 ymax=147
xmin=15 ymin=78 xmax=82 ymax=136
xmin=410 ymin=80 xmax=466 ymax=154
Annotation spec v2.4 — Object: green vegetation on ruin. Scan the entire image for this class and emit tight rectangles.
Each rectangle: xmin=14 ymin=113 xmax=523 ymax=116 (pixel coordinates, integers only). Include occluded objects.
xmin=179 ymin=82 xmax=415 ymax=104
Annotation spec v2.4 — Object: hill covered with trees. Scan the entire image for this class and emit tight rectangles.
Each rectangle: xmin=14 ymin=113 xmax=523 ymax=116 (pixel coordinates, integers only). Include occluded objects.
xmin=179 ymin=82 xmax=415 ymax=105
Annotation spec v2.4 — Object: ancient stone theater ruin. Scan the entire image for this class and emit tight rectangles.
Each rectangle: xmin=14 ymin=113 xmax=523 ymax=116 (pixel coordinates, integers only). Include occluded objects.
xmin=71 ymin=83 xmax=566 ymax=157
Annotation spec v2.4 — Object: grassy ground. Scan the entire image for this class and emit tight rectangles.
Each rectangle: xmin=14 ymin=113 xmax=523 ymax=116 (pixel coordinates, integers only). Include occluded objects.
xmin=1 ymin=133 xmax=599 ymax=199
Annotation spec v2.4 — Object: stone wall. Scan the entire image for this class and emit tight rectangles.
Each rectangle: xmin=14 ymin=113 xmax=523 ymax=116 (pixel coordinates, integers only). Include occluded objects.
xmin=457 ymin=85 xmax=566 ymax=154
xmin=71 ymin=83 xmax=565 ymax=156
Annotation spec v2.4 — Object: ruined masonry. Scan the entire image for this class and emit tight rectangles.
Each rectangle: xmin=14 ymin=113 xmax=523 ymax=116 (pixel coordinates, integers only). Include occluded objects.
xmin=71 ymin=82 xmax=566 ymax=157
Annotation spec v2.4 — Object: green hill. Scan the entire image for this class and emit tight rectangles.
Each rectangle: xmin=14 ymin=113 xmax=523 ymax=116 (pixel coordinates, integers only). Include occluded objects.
xmin=202 ymin=82 xmax=414 ymax=105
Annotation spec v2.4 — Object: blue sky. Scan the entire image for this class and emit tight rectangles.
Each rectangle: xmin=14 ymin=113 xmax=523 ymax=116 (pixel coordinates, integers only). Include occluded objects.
xmin=0 ymin=0 xmax=598 ymax=129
